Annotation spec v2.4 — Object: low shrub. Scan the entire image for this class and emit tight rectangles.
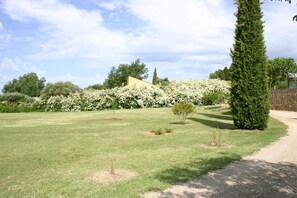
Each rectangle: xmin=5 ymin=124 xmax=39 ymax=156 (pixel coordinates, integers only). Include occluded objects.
xmin=202 ymin=91 xmax=228 ymax=105
xmin=164 ymin=79 xmax=230 ymax=105
xmin=151 ymin=128 xmax=173 ymax=135
xmin=0 ymin=92 xmax=34 ymax=103
xmin=172 ymin=101 xmax=195 ymax=123
xmin=0 ymin=102 xmax=37 ymax=113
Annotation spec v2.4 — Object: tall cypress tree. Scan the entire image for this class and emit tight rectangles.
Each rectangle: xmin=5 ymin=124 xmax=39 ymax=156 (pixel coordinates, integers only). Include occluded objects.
xmin=152 ymin=67 xmax=158 ymax=85
xmin=230 ymin=0 xmax=270 ymax=130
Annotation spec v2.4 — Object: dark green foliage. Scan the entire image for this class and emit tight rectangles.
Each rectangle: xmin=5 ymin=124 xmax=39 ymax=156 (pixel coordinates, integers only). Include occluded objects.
xmin=0 ymin=92 xmax=34 ymax=103
xmin=41 ymin=81 xmax=81 ymax=100
xmin=2 ymin=72 xmax=45 ymax=97
xmin=152 ymin=67 xmax=158 ymax=85
xmin=209 ymin=67 xmax=231 ymax=81
xmin=268 ymin=58 xmax=297 ymax=89
xmin=0 ymin=102 xmax=40 ymax=113
xmin=172 ymin=101 xmax=195 ymax=123
xmin=202 ymin=91 xmax=228 ymax=106
xmin=156 ymin=77 xmax=170 ymax=87
xmin=230 ymin=0 xmax=270 ymax=130
xmin=103 ymin=59 xmax=149 ymax=88
xmin=85 ymin=84 xmax=106 ymax=90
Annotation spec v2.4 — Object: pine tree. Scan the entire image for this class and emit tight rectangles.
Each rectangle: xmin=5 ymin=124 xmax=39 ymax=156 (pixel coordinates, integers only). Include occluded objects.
xmin=152 ymin=67 xmax=158 ymax=85
xmin=230 ymin=0 xmax=270 ymax=130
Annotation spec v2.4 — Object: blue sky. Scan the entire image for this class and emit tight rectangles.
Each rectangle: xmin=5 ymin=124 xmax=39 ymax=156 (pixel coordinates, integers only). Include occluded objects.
xmin=0 ymin=0 xmax=296 ymax=89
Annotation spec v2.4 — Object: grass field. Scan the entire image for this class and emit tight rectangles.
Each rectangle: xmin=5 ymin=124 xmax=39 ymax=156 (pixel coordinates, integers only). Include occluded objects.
xmin=0 ymin=107 xmax=287 ymax=197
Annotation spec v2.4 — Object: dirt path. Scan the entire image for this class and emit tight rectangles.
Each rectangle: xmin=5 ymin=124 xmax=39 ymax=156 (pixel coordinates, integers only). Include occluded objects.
xmin=144 ymin=110 xmax=297 ymax=198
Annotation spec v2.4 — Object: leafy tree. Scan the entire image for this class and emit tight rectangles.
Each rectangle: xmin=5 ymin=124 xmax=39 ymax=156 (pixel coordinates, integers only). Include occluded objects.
xmin=152 ymin=67 xmax=158 ymax=85
xmin=268 ymin=58 xmax=297 ymax=89
xmin=2 ymin=72 xmax=46 ymax=97
xmin=103 ymin=59 xmax=149 ymax=89
xmin=209 ymin=67 xmax=231 ymax=81
xmin=41 ymin=81 xmax=81 ymax=100
xmin=156 ymin=77 xmax=170 ymax=87
xmin=86 ymin=84 xmax=106 ymax=90
xmin=230 ymin=0 xmax=270 ymax=130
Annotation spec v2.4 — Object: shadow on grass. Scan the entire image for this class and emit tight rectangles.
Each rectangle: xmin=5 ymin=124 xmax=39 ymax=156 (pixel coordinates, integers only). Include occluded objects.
xmin=169 ymin=121 xmax=189 ymax=125
xmin=151 ymin=160 xmax=297 ymax=197
xmin=189 ymin=118 xmax=236 ymax=130
xmin=198 ymin=113 xmax=233 ymax=121
xmin=154 ymin=154 xmax=241 ymax=185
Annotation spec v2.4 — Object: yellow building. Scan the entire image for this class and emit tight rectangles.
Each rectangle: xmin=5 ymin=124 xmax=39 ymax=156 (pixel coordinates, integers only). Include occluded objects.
xmin=127 ymin=76 xmax=155 ymax=88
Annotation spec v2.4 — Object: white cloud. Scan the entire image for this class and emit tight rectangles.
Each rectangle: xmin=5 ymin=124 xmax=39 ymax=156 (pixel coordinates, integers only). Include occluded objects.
xmin=53 ymin=73 xmax=106 ymax=88
xmin=0 ymin=21 xmax=3 ymax=30
xmin=96 ymin=0 xmax=125 ymax=11
xmin=263 ymin=1 xmax=297 ymax=59
xmin=0 ymin=57 xmax=22 ymax=71
xmin=2 ymin=0 xmax=128 ymax=60
xmin=126 ymin=0 xmax=235 ymax=65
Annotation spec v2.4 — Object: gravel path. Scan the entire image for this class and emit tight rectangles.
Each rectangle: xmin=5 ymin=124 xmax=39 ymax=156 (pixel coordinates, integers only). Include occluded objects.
xmin=144 ymin=110 xmax=297 ymax=198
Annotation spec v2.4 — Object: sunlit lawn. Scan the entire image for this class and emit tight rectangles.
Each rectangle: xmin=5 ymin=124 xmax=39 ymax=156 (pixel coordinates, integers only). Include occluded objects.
xmin=0 ymin=107 xmax=287 ymax=197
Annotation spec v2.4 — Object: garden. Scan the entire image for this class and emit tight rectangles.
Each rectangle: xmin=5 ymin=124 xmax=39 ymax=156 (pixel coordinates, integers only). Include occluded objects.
xmin=0 ymin=106 xmax=287 ymax=197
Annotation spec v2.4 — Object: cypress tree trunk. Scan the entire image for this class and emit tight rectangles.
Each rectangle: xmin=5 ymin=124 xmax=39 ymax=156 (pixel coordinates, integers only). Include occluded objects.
xmin=230 ymin=0 xmax=270 ymax=130
xmin=152 ymin=67 xmax=158 ymax=85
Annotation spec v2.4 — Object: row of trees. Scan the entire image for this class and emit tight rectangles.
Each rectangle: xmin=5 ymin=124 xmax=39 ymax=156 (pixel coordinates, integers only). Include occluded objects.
xmin=210 ymin=57 xmax=297 ymax=89
xmin=2 ymin=59 xmax=169 ymax=98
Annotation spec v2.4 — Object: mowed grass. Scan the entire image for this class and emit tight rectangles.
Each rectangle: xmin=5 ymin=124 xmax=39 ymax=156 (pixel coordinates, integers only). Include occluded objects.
xmin=0 ymin=107 xmax=287 ymax=197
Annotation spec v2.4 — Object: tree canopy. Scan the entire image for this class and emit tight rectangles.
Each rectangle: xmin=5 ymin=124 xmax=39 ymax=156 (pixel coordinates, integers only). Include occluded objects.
xmin=2 ymin=72 xmax=45 ymax=97
xmin=209 ymin=67 xmax=231 ymax=81
xmin=103 ymin=59 xmax=149 ymax=89
xmin=152 ymin=67 xmax=158 ymax=85
xmin=268 ymin=57 xmax=297 ymax=89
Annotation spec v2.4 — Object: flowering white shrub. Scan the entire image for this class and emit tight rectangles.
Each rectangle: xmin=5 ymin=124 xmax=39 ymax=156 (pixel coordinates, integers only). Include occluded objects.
xmin=164 ymin=79 xmax=230 ymax=105
xmin=46 ymin=92 xmax=81 ymax=112
xmin=44 ymin=79 xmax=230 ymax=112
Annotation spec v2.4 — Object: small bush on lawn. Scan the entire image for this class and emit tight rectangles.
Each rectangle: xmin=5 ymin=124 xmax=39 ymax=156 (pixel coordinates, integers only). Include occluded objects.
xmin=150 ymin=128 xmax=173 ymax=135
xmin=172 ymin=101 xmax=195 ymax=123
xmin=202 ymin=91 xmax=228 ymax=105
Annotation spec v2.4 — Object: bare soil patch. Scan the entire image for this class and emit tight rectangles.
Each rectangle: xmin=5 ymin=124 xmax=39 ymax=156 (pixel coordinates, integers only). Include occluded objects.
xmin=143 ymin=131 xmax=173 ymax=137
xmin=91 ymin=169 xmax=137 ymax=184
xmin=104 ymin=118 xmax=122 ymax=121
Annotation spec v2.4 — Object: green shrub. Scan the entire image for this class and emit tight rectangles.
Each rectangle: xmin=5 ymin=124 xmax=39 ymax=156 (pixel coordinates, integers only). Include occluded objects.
xmin=150 ymin=128 xmax=173 ymax=135
xmin=41 ymin=81 xmax=82 ymax=100
xmin=202 ymin=91 xmax=227 ymax=106
xmin=164 ymin=127 xmax=173 ymax=133
xmin=172 ymin=101 xmax=195 ymax=123
xmin=0 ymin=102 xmax=37 ymax=113
xmin=0 ymin=92 xmax=34 ymax=103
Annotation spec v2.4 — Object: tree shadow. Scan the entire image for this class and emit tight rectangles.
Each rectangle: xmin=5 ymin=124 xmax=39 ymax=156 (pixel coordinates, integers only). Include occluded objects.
xmin=150 ymin=160 xmax=297 ymax=197
xmin=189 ymin=118 xmax=236 ymax=130
xmin=198 ymin=113 xmax=233 ymax=121
xmin=154 ymin=154 xmax=241 ymax=185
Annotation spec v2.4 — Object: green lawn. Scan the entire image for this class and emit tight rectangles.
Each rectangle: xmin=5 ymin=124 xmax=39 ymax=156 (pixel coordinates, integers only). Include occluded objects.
xmin=0 ymin=107 xmax=287 ymax=197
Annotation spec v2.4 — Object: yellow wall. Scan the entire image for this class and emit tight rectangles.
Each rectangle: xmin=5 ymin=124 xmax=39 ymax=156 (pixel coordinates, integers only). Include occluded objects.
xmin=127 ymin=76 xmax=155 ymax=88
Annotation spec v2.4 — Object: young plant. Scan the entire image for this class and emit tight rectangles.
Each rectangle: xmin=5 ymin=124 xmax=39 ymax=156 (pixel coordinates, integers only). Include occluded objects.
xmin=110 ymin=157 xmax=116 ymax=175
xmin=172 ymin=101 xmax=195 ymax=123
xmin=210 ymin=128 xmax=222 ymax=147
